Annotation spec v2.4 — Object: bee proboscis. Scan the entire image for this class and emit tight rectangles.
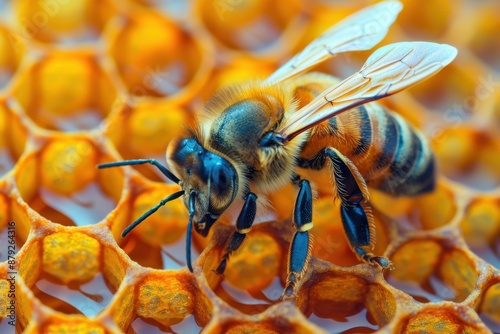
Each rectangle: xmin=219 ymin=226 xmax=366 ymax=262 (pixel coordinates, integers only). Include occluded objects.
xmin=98 ymin=0 xmax=457 ymax=298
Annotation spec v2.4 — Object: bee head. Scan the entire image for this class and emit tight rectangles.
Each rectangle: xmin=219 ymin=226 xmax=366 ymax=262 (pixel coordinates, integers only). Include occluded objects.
xmin=166 ymin=136 xmax=238 ymax=236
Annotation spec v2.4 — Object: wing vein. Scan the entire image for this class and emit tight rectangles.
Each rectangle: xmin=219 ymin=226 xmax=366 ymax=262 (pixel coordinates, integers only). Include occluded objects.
xmin=278 ymin=42 xmax=457 ymax=141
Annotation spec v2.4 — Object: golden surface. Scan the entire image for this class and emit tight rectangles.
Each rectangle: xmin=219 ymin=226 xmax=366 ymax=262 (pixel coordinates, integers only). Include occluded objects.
xmin=42 ymin=232 xmax=101 ymax=283
xmin=0 ymin=0 xmax=499 ymax=333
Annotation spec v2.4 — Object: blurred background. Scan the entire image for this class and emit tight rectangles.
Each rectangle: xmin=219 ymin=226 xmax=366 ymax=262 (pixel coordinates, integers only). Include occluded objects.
xmin=0 ymin=0 xmax=499 ymax=333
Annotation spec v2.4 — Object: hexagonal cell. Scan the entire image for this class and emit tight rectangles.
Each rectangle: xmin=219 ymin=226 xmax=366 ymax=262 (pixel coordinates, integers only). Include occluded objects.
xmin=13 ymin=0 xmax=116 ymax=44
xmin=12 ymin=50 xmax=119 ymax=132
xmin=203 ymin=223 xmax=287 ymax=315
xmin=118 ymin=182 xmax=203 ymax=270
xmin=31 ymin=232 xmax=115 ymax=316
xmin=478 ymin=282 xmax=500 ymax=332
xmin=432 ymin=127 xmax=500 ymax=191
xmin=105 ymin=101 xmax=192 ymax=182
xmin=309 ymin=197 xmax=391 ymax=267
xmin=0 ymin=100 xmax=28 ymax=178
xmin=106 ymin=11 xmax=212 ymax=102
xmin=299 ymin=272 xmax=396 ymax=333
xmin=0 ymin=24 xmax=25 ymax=90
xmin=385 ymin=239 xmax=478 ymax=303
xmin=126 ymin=271 xmax=212 ymax=330
xmin=460 ymin=197 xmax=500 ymax=269
xmin=468 ymin=3 xmax=500 ymax=71
xmin=403 ymin=182 xmax=458 ymax=231
xmin=395 ymin=304 xmax=488 ymax=333
xmin=194 ymin=0 xmax=303 ymax=54
xmin=14 ymin=137 xmax=123 ymax=226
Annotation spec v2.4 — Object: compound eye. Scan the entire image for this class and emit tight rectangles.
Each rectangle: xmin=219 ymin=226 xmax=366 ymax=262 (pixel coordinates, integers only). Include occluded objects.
xmin=207 ymin=159 xmax=238 ymax=215
xmin=210 ymin=162 xmax=232 ymax=194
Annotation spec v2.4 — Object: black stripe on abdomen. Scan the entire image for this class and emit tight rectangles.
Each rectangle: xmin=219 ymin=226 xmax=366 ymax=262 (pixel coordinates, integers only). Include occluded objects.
xmin=378 ymin=114 xmax=435 ymax=196
xmin=352 ymin=105 xmax=372 ymax=156
xmin=374 ymin=112 xmax=399 ymax=170
xmin=390 ymin=130 xmax=421 ymax=179
xmin=404 ymin=150 xmax=436 ymax=194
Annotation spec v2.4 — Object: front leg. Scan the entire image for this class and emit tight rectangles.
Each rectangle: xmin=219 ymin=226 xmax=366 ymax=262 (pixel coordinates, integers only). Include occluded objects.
xmin=214 ymin=193 xmax=257 ymax=275
xmin=282 ymin=179 xmax=313 ymax=299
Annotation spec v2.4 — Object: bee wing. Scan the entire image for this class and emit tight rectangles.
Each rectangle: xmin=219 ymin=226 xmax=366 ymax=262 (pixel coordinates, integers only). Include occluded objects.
xmin=278 ymin=42 xmax=458 ymax=140
xmin=264 ymin=1 xmax=403 ymax=84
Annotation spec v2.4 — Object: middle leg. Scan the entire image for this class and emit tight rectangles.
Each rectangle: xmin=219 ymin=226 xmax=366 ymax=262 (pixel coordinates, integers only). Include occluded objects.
xmin=282 ymin=179 xmax=314 ymax=299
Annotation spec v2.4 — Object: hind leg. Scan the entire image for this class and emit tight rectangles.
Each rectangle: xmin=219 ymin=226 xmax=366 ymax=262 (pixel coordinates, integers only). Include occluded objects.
xmin=300 ymin=147 xmax=393 ymax=269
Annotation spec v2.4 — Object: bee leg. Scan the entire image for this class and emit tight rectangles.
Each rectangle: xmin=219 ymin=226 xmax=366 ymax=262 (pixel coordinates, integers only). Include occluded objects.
xmin=325 ymin=148 xmax=393 ymax=270
xmin=282 ymin=179 xmax=313 ymax=300
xmin=214 ymin=193 xmax=257 ymax=275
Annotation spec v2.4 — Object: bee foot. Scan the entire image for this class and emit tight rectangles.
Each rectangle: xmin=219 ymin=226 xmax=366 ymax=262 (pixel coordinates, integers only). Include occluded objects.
xmin=369 ymin=256 xmax=394 ymax=271
xmin=357 ymin=248 xmax=394 ymax=270
xmin=280 ymin=282 xmax=297 ymax=301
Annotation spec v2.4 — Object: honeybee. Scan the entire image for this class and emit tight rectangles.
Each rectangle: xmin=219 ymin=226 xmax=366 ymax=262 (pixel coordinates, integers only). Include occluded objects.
xmin=98 ymin=1 xmax=457 ymax=298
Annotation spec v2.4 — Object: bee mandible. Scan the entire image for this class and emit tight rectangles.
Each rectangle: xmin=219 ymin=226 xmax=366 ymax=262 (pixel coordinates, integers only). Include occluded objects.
xmin=98 ymin=1 xmax=457 ymax=298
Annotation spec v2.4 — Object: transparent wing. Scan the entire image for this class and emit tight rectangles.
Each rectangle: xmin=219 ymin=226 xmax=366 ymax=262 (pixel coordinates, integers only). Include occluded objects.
xmin=278 ymin=42 xmax=458 ymax=140
xmin=264 ymin=1 xmax=403 ymax=84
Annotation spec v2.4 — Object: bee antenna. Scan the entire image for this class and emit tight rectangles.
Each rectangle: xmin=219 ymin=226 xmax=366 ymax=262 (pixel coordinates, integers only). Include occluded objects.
xmin=98 ymin=159 xmax=181 ymax=184
xmin=121 ymin=190 xmax=185 ymax=237
xmin=186 ymin=190 xmax=196 ymax=272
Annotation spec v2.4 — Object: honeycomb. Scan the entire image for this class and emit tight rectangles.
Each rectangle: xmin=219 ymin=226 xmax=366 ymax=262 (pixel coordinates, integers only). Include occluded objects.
xmin=0 ymin=0 xmax=499 ymax=333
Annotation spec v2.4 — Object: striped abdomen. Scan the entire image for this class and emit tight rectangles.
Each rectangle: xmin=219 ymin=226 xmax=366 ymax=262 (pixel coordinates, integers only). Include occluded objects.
xmin=294 ymin=74 xmax=435 ymax=196
xmin=331 ymin=103 xmax=434 ymax=196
